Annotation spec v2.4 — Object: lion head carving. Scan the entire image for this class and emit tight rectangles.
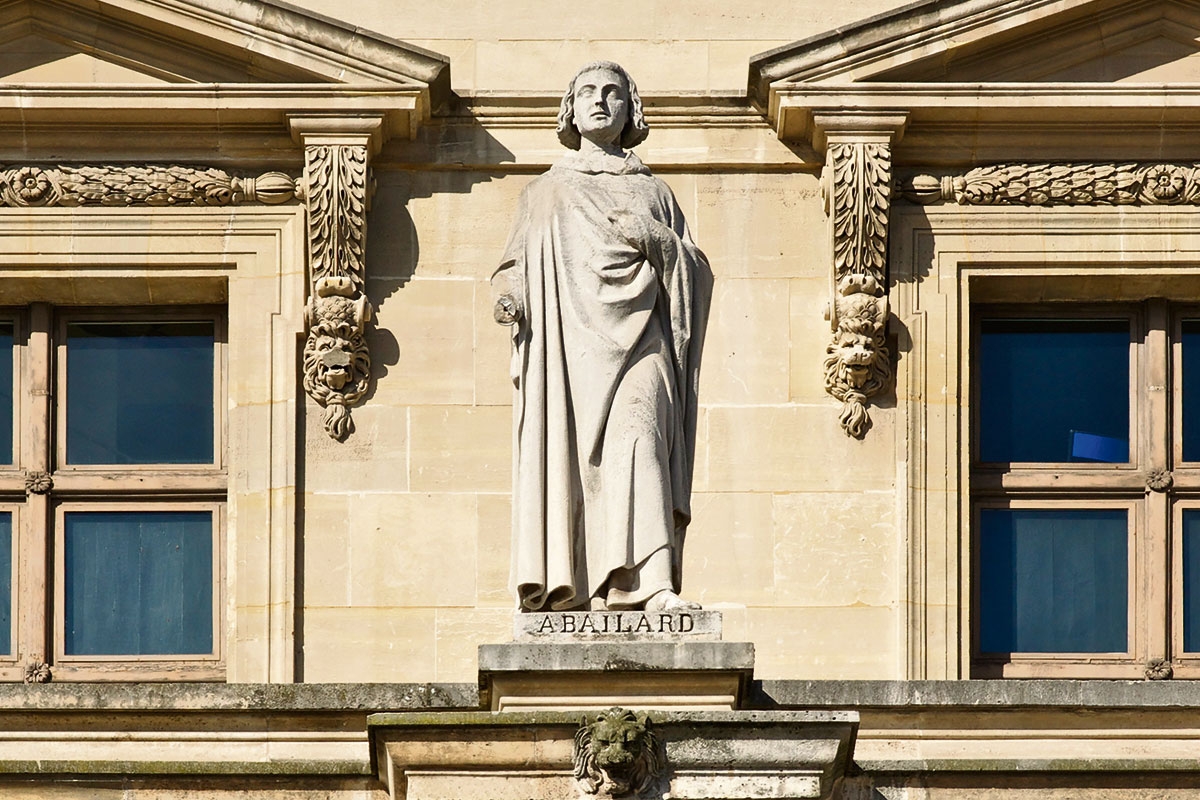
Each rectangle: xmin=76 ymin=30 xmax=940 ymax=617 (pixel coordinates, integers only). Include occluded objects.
xmin=573 ymin=708 xmax=663 ymax=798
xmin=824 ymin=295 xmax=892 ymax=439
xmin=303 ymin=290 xmax=371 ymax=440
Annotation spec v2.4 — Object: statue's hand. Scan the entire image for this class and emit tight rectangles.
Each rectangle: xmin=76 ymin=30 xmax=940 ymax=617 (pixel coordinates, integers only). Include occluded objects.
xmin=494 ymin=293 xmax=523 ymax=325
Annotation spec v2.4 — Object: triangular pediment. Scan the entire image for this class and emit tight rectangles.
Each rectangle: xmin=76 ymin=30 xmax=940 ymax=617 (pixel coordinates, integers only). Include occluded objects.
xmin=750 ymin=0 xmax=1200 ymax=151
xmin=874 ymin=0 xmax=1200 ymax=83
xmin=751 ymin=0 xmax=1200 ymax=96
xmin=0 ymin=34 xmax=167 ymax=82
xmin=0 ymin=0 xmax=448 ymax=93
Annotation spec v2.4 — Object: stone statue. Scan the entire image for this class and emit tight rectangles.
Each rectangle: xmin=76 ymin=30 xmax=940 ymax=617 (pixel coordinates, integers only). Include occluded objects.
xmin=493 ymin=61 xmax=711 ymax=613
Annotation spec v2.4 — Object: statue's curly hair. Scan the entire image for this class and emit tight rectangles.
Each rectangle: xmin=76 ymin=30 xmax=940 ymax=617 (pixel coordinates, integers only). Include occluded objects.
xmin=556 ymin=61 xmax=649 ymax=151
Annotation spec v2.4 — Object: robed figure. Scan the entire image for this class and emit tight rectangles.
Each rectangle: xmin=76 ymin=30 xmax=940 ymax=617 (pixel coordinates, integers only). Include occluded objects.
xmin=493 ymin=62 xmax=711 ymax=612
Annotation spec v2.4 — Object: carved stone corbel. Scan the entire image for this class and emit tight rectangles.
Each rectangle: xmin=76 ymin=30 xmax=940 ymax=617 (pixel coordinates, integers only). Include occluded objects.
xmin=815 ymin=114 xmax=906 ymax=439
xmin=289 ymin=116 xmax=383 ymax=441
xmin=573 ymin=708 xmax=664 ymax=798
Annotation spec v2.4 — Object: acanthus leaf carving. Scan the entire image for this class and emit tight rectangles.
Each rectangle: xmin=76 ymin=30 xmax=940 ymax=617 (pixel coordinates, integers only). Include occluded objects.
xmin=301 ymin=144 xmax=373 ymax=441
xmin=900 ymin=162 xmax=1200 ymax=207
xmin=828 ymin=142 xmax=891 ymax=297
xmin=0 ymin=164 xmax=296 ymax=207
xmin=824 ymin=140 xmax=894 ymax=438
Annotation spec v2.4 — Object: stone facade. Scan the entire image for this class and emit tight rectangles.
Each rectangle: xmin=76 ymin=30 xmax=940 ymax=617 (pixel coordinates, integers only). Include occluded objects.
xmin=0 ymin=0 xmax=1194 ymax=798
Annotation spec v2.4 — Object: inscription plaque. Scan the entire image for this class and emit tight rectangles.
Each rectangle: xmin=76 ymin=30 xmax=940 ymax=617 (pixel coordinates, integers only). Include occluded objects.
xmin=514 ymin=610 xmax=722 ymax=642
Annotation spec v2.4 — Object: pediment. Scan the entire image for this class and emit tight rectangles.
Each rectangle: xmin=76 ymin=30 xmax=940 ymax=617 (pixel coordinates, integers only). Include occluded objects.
xmin=873 ymin=0 xmax=1200 ymax=83
xmin=0 ymin=34 xmax=167 ymax=83
xmin=750 ymin=0 xmax=1200 ymax=154
xmin=0 ymin=0 xmax=448 ymax=91
xmin=0 ymin=0 xmax=451 ymax=159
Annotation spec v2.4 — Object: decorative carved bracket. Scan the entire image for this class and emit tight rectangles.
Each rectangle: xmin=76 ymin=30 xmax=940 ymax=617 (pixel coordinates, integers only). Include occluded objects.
xmin=290 ymin=116 xmax=382 ymax=441
xmin=899 ymin=162 xmax=1200 ymax=207
xmin=815 ymin=114 xmax=906 ymax=439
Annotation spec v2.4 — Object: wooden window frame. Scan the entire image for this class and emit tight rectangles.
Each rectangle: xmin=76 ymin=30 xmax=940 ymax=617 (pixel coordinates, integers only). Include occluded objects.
xmin=0 ymin=304 xmax=228 ymax=681
xmin=53 ymin=307 xmax=227 ymax=476
xmin=51 ymin=502 xmax=225 ymax=680
xmin=970 ymin=300 xmax=1179 ymax=678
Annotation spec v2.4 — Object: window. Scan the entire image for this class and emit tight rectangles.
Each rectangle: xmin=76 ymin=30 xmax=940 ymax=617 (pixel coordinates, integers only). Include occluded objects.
xmin=970 ymin=300 xmax=1200 ymax=678
xmin=0 ymin=304 xmax=224 ymax=681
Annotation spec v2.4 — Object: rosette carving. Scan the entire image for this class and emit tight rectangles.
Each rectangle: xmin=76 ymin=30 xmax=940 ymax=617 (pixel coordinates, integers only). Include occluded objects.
xmin=900 ymin=162 xmax=1200 ymax=207
xmin=302 ymin=144 xmax=373 ymax=440
xmin=23 ymin=660 xmax=50 ymax=684
xmin=0 ymin=164 xmax=295 ymax=207
xmin=823 ymin=140 xmax=894 ymax=437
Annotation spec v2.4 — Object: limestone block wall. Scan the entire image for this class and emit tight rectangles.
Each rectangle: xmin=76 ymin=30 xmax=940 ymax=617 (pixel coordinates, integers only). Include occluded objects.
xmin=294 ymin=0 xmax=914 ymax=683
xmin=282 ymin=0 xmax=908 ymax=94
xmin=299 ymin=164 xmax=900 ymax=682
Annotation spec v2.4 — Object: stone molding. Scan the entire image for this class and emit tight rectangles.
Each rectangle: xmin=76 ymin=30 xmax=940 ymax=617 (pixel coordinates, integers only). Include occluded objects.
xmin=478 ymin=641 xmax=755 ymax=711
xmin=815 ymin=114 xmax=906 ymax=439
xmin=371 ymin=709 xmax=858 ymax=800
xmin=291 ymin=117 xmax=382 ymax=441
xmin=901 ymin=162 xmax=1200 ymax=207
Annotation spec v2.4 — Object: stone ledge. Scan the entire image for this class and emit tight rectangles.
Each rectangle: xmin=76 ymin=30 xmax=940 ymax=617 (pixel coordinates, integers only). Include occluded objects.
xmin=480 ymin=641 xmax=753 ymax=673
xmin=479 ymin=641 xmax=755 ymax=711
xmin=0 ymin=682 xmax=478 ymax=711
xmin=756 ymin=679 xmax=1200 ymax=709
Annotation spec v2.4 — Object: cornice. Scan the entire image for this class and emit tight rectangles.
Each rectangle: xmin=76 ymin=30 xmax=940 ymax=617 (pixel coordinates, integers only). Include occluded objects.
xmin=772 ymin=83 xmax=1200 ymax=148
xmin=0 ymin=84 xmax=425 ymax=160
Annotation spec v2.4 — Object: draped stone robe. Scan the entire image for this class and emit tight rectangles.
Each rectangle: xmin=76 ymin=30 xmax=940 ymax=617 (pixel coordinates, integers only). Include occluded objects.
xmin=494 ymin=149 xmax=710 ymax=611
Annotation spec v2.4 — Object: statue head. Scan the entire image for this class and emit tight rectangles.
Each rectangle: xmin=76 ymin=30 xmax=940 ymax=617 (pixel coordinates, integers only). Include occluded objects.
xmin=557 ymin=61 xmax=649 ymax=151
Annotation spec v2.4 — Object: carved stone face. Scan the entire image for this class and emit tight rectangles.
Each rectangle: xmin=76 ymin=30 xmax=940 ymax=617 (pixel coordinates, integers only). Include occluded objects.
xmin=316 ymin=334 xmax=354 ymax=390
xmin=572 ymin=68 xmax=629 ymax=146
xmin=588 ymin=711 xmax=648 ymax=795
xmin=303 ymin=324 xmax=369 ymax=402
xmin=835 ymin=330 xmax=878 ymax=388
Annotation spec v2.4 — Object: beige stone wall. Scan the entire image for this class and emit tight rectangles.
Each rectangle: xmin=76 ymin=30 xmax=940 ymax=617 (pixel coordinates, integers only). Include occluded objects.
xmin=281 ymin=1 xmax=909 ymax=93
xmin=300 ymin=157 xmax=900 ymax=681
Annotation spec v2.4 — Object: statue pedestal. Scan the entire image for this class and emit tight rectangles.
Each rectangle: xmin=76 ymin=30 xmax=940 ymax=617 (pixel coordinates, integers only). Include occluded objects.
xmin=479 ymin=610 xmax=753 ymax=711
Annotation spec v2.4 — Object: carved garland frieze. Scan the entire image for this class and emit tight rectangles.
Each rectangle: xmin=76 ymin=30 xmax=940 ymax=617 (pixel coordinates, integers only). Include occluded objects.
xmin=901 ymin=162 xmax=1200 ymax=207
xmin=301 ymin=144 xmax=373 ymax=441
xmin=824 ymin=142 xmax=893 ymax=439
xmin=573 ymin=707 xmax=664 ymax=799
xmin=0 ymin=164 xmax=296 ymax=207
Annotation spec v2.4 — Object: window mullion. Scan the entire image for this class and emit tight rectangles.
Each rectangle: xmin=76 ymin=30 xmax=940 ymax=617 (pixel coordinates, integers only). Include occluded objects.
xmin=1143 ymin=300 xmax=1170 ymax=669
xmin=16 ymin=304 xmax=51 ymax=670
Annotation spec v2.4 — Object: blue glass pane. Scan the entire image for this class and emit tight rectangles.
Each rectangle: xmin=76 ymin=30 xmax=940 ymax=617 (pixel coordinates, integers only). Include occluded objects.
xmin=0 ymin=323 xmax=12 ymax=466
xmin=0 ymin=513 xmax=11 ymax=655
xmin=66 ymin=321 xmax=214 ymax=465
xmin=979 ymin=320 xmax=1129 ymax=463
xmin=1182 ymin=321 xmax=1200 ymax=462
xmin=1185 ymin=510 xmax=1200 ymax=652
xmin=978 ymin=508 xmax=1128 ymax=653
xmin=64 ymin=511 xmax=213 ymax=656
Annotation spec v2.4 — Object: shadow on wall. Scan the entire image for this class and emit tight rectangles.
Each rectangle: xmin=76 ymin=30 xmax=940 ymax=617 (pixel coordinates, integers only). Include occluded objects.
xmin=360 ymin=114 xmax=518 ymax=400
xmin=293 ymin=113 xmax=515 ymax=680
